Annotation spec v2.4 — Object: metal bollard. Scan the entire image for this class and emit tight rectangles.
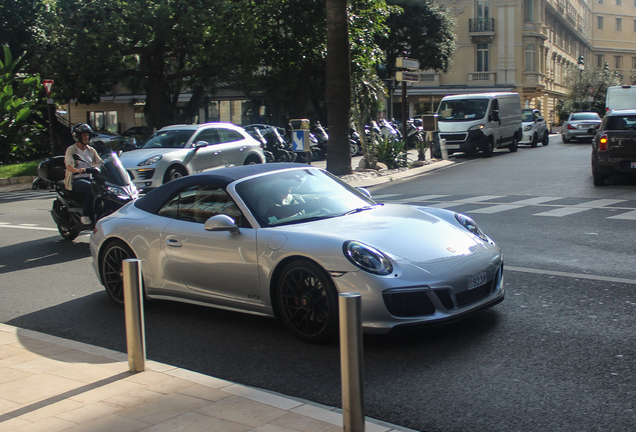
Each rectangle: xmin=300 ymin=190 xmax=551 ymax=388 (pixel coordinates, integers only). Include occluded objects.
xmin=439 ymin=138 xmax=449 ymax=160
xmin=123 ymin=258 xmax=146 ymax=373
xmin=339 ymin=293 xmax=365 ymax=432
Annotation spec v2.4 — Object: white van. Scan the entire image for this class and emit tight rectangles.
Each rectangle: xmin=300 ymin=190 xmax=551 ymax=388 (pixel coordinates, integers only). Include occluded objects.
xmin=434 ymin=93 xmax=522 ymax=157
xmin=606 ymin=86 xmax=636 ymax=114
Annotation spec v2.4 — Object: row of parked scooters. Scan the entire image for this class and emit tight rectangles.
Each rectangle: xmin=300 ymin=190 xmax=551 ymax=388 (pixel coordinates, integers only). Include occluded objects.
xmin=244 ymin=118 xmax=424 ymax=163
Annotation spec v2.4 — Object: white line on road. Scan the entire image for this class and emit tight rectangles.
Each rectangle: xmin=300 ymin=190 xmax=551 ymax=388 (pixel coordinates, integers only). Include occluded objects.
xmin=0 ymin=223 xmax=57 ymax=232
xmin=533 ymin=199 xmax=626 ymax=217
xmin=506 ymin=266 xmax=636 ymax=285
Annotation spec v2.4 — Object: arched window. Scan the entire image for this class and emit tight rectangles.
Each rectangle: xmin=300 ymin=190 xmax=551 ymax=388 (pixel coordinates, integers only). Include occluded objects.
xmin=525 ymin=44 xmax=536 ymax=72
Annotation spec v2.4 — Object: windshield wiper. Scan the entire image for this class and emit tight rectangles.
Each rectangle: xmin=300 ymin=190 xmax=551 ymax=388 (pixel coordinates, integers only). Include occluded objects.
xmin=343 ymin=205 xmax=378 ymax=216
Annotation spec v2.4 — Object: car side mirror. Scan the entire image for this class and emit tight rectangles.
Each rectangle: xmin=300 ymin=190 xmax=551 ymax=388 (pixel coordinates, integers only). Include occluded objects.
xmin=194 ymin=141 xmax=209 ymax=149
xmin=490 ymin=110 xmax=500 ymax=122
xmin=204 ymin=214 xmax=239 ymax=235
xmin=357 ymin=187 xmax=372 ymax=199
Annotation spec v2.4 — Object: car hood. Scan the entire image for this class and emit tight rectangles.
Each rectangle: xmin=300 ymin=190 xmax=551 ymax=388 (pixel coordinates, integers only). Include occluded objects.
xmin=279 ymin=204 xmax=484 ymax=264
xmin=119 ymin=148 xmax=187 ymax=167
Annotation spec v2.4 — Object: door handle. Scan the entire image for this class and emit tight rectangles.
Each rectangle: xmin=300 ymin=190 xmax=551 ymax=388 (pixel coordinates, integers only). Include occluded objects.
xmin=165 ymin=239 xmax=182 ymax=247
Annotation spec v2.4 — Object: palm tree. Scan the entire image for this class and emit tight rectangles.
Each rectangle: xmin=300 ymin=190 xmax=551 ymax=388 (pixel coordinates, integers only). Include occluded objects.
xmin=325 ymin=0 xmax=351 ymax=175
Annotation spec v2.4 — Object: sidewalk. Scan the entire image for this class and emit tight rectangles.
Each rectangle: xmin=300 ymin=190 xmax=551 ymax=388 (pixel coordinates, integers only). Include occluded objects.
xmin=0 ymin=324 xmax=416 ymax=432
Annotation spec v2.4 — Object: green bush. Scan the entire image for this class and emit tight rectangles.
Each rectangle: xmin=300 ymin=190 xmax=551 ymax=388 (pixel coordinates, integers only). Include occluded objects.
xmin=372 ymin=137 xmax=408 ymax=169
xmin=0 ymin=160 xmax=39 ymax=178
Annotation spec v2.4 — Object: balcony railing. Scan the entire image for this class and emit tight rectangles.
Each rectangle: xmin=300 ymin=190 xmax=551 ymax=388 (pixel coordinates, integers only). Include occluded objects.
xmin=469 ymin=18 xmax=495 ymax=33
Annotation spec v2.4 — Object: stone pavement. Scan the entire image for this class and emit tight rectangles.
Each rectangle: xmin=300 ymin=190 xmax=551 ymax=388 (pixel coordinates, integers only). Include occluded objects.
xmin=0 ymin=324 xmax=418 ymax=432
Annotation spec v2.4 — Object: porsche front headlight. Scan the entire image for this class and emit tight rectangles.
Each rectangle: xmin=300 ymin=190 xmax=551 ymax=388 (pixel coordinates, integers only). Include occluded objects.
xmin=343 ymin=241 xmax=393 ymax=275
xmin=138 ymin=155 xmax=162 ymax=166
xmin=454 ymin=213 xmax=488 ymax=241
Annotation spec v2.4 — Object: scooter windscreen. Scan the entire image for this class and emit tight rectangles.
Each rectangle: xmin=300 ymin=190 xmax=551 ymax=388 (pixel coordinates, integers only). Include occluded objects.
xmin=97 ymin=152 xmax=134 ymax=187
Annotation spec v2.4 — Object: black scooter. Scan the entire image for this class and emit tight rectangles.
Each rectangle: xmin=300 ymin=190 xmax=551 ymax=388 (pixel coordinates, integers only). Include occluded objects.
xmin=38 ymin=152 xmax=138 ymax=241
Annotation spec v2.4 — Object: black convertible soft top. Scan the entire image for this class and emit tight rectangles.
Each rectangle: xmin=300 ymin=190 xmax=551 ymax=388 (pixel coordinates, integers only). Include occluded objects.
xmin=134 ymin=163 xmax=314 ymax=214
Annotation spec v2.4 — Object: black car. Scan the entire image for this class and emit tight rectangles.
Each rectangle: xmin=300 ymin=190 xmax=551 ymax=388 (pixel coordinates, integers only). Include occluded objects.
xmin=591 ymin=109 xmax=636 ymax=186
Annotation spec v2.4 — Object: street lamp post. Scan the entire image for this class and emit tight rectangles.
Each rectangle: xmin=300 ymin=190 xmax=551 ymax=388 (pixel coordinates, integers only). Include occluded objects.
xmin=577 ymin=55 xmax=585 ymax=110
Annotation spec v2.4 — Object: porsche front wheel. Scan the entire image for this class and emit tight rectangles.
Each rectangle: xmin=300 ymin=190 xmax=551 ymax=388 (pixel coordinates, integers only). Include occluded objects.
xmin=100 ymin=240 xmax=136 ymax=305
xmin=276 ymin=260 xmax=338 ymax=343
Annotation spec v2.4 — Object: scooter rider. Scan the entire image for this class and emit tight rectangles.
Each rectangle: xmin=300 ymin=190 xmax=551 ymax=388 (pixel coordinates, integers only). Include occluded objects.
xmin=64 ymin=123 xmax=103 ymax=225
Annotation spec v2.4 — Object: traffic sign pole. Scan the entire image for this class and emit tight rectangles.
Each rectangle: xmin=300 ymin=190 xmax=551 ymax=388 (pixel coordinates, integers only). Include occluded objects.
xmin=43 ymin=80 xmax=55 ymax=156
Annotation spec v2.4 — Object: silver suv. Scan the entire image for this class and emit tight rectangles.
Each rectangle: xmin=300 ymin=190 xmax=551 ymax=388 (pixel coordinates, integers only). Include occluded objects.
xmin=520 ymin=109 xmax=548 ymax=147
xmin=119 ymin=123 xmax=265 ymax=191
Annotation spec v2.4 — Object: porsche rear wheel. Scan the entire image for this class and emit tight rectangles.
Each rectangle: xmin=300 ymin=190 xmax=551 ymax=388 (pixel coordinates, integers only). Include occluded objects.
xmin=101 ymin=240 xmax=136 ymax=305
xmin=276 ymin=260 xmax=338 ymax=343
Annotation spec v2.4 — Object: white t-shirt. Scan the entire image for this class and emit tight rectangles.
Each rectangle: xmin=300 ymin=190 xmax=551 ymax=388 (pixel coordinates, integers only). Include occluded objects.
xmin=75 ymin=147 xmax=93 ymax=179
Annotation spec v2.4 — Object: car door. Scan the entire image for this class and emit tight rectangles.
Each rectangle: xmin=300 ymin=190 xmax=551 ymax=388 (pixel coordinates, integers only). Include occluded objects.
xmin=214 ymin=128 xmax=250 ymax=166
xmin=186 ymin=128 xmax=224 ymax=173
xmin=159 ymin=184 xmax=262 ymax=303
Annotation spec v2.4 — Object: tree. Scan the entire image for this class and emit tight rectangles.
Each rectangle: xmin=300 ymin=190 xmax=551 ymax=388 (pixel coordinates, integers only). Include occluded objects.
xmin=561 ymin=66 xmax=622 ymax=117
xmin=380 ymin=0 xmax=456 ymax=78
xmin=325 ymin=0 xmax=352 ymax=175
xmin=0 ymin=45 xmax=46 ymax=162
xmin=44 ymin=0 xmax=259 ymax=133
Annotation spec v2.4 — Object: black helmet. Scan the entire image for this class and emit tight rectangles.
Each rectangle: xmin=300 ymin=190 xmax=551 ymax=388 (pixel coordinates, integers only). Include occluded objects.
xmin=72 ymin=123 xmax=92 ymax=142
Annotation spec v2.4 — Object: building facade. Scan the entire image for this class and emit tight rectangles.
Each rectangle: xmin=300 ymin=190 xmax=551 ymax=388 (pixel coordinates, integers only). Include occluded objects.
xmin=391 ymin=0 xmax=635 ymax=128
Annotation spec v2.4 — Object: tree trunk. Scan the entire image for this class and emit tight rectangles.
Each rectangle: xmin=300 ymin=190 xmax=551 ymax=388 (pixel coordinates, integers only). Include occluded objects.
xmin=325 ymin=0 xmax=351 ymax=175
xmin=143 ymin=42 xmax=168 ymax=133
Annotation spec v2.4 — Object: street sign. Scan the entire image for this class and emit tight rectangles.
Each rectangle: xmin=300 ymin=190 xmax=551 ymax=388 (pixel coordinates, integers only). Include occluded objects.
xmin=396 ymin=71 xmax=420 ymax=82
xmin=396 ymin=57 xmax=420 ymax=70
xmin=292 ymin=130 xmax=308 ymax=152
xmin=588 ymin=87 xmax=594 ymax=94
xmin=43 ymin=79 xmax=54 ymax=96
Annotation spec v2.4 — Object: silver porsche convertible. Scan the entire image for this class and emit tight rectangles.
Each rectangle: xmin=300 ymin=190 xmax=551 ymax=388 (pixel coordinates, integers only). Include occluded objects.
xmin=90 ymin=163 xmax=504 ymax=342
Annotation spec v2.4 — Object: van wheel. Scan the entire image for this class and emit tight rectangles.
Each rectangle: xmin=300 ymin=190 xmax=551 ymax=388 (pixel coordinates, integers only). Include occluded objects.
xmin=509 ymin=137 xmax=518 ymax=152
xmin=482 ymin=139 xmax=494 ymax=158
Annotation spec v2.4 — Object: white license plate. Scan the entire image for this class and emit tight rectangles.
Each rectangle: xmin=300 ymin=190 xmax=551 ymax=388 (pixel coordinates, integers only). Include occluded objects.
xmin=446 ymin=144 xmax=461 ymax=149
xmin=631 ymin=162 xmax=636 ymax=169
xmin=468 ymin=272 xmax=487 ymax=290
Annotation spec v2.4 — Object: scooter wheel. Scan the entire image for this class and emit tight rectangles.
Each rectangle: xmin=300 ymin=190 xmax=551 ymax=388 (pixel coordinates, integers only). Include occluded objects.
xmin=32 ymin=181 xmax=39 ymax=190
xmin=57 ymin=224 xmax=79 ymax=241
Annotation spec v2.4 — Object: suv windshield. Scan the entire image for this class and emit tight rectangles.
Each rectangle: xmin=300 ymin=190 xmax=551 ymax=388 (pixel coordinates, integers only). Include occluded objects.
xmin=438 ymin=99 xmax=489 ymax=121
xmin=142 ymin=130 xmax=195 ymax=149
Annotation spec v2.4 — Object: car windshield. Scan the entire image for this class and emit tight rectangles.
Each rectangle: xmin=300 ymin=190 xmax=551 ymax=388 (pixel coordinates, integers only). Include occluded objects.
xmin=522 ymin=111 xmax=534 ymax=122
xmin=142 ymin=130 xmax=194 ymax=148
xmin=235 ymin=168 xmax=377 ymax=227
xmin=570 ymin=113 xmax=600 ymax=121
xmin=607 ymin=115 xmax=636 ymax=130
xmin=437 ymin=99 xmax=489 ymax=121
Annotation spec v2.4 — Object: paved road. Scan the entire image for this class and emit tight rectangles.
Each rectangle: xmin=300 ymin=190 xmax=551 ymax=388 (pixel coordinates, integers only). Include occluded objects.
xmin=1 ymin=136 xmax=636 ymax=431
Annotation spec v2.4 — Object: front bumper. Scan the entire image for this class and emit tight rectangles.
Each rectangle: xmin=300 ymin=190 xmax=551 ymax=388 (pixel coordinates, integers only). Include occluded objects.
xmin=437 ymin=130 xmax=486 ymax=154
xmin=332 ymin=251 xmax=505 ymax=334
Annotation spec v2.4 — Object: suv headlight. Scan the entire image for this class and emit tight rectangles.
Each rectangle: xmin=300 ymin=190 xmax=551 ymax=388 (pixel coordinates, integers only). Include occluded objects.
xmin=523 ymin=124 xmax=532 ymax=131
xmin=138 ymin=155 xmax=162 ymax=166
xmin=343 ymin=241 xmax=393 ymax=275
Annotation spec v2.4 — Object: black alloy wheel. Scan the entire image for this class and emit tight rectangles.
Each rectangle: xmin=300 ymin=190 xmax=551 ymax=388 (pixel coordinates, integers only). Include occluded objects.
xmin=101 ymin=240 xmax=136 ymax=305
xmin=277 ymin=260 xmax=338 ymax=343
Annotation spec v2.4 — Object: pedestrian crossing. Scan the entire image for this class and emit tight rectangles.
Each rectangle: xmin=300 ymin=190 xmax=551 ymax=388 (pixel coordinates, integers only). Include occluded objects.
xmin=0 ymin=189 xmax=56 ymax=202
xmin=373 ymin=193 xmax=636 ymax=220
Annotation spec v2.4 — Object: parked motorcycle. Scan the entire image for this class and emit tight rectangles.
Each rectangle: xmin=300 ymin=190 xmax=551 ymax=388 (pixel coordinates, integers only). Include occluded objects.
xmin=262 ymin=127 xmax=295 ymax=162
xmin=31 ymin=176 xmax=55 ymax=190
xmin=38 ymin=152 xmax=138 ymax=241
xmin=245 ymin=128 xmax=274 ymax=163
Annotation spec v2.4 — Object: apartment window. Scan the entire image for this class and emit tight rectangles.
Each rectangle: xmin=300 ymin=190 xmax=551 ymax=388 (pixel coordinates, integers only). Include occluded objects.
xmin=634 ymin=18 xmax=636 ymax=31
xmin=615 ymin=56 xmax=622 ymax=69
xmin=616 ymin=0 xmax=622 ymax=4
xmin=597 ymin=55 xmax=605 ymax=67
xmin=525 ymin=44 xmax=536 ymax=72
xmin=598 ymin=16 xmax=604 ymax=30
xmin=477 ymin=44 xmax=489 ymax=71
xmin=477 ymin=0 xmax=489 ymax=18
xmin=617 ymin=18 xmax=622 ymax=31
xmin=525 ymin=0 xmax=534 ymax=21
xmin=632 ymin=57 xmax=636 ymax=69
xmin=597 ymin=0 xmax=603 ymax=3
xmin=88 ymin=111 xmax=117 ymax=133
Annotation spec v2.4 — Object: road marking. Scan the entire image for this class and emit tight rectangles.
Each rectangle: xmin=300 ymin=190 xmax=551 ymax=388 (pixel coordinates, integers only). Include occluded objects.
xmin=392 ymin=194 xmax=450 ymax=203
xmin=428 ymin=195 xmax=504 ymax=209
xmin=533 ymin=199 xmax=626 ymax=217
xmin=0 ymin=223 xmax=57 ymax=232
xmin=506 ymin=266 xmax=636 ymax=285
xmin=470 ymin=197 xmax=565 ymax=214
xmin=608 ymin=210 xmax=636 ymax=220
